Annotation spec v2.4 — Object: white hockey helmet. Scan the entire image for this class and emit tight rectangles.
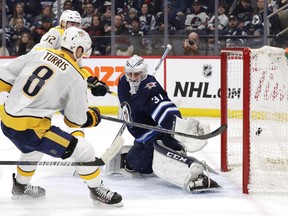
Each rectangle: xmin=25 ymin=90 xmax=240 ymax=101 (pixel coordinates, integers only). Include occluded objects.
xmin=61 ymin=27 xmax=92 ymax=61
xmin=59 ymin=10 xmax=82 ymax=29
xmin=124 ymin=55 xmax=148 ymax=95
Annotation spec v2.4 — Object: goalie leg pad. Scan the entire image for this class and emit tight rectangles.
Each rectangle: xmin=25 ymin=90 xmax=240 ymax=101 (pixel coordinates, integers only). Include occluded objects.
xmin=152 ymin=140 xmax=204 ymax=190
xmin=173 ymin=116 xmax=210 ymax=153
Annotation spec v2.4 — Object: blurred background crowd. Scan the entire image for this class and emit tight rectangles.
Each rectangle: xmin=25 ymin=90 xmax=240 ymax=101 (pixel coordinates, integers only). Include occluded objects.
xmin=0 ymin=0 xmax=287 ymax=57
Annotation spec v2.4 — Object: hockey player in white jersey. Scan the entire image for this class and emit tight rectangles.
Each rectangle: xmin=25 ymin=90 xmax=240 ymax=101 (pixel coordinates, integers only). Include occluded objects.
xmin=33 ymin=9 xmax=109 ymax=138
xmin=0 ymin=27 xmax=123 ymax=207
xmin=34 ymin=9 xmax=109 ymax=97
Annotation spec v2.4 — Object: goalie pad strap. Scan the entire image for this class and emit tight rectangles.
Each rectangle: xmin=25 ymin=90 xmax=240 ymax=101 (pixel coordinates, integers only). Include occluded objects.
xmin=153 ymin=141 xmax=196 ymax=167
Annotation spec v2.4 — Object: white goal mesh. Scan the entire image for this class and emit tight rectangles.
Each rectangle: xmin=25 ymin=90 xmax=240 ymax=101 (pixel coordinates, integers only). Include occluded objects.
xmin=221 ymin=46 xmax=288 ymax=193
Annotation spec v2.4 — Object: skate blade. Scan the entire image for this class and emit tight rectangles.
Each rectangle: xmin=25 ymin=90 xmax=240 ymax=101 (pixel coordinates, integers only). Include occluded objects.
xmin=92 ymin=200 xmax=124 ymax=207
xmin=11 ymin=195 xmax=46 ymax=200
xmin=190 ymin=186 xmax=222 ymax=194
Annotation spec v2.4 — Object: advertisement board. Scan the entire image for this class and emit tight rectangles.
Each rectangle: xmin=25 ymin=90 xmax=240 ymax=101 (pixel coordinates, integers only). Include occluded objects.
xmin=0 ymin=56 xmax=221 ymax=116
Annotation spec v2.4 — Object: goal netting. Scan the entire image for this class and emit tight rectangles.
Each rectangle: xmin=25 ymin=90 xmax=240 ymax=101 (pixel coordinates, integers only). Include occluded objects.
xmin=221 ymin=46 xmax=288 ymax=194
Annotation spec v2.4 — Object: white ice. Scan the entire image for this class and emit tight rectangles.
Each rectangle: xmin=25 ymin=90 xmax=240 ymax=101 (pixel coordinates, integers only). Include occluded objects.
xmin=0 ymin=115 xmax=288 ymax=216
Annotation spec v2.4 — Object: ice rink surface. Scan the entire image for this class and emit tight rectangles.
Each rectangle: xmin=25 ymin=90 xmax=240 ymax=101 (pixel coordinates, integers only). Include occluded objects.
xmin=0 ymin=115 xmax=288 ymax=216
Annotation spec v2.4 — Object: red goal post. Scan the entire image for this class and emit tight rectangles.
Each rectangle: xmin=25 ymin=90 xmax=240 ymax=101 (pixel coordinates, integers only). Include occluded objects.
xmin=220 ymin=46 xmax=288 ymax=194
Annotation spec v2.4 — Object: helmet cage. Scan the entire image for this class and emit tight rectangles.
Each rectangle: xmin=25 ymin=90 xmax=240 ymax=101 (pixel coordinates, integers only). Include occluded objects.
xmin=124 ymin=55 xmax=148 ymax=95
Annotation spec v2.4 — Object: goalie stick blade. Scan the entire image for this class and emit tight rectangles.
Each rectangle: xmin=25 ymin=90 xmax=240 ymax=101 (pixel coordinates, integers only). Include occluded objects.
xmin=196 ymin=124 xmax=227 ymax=140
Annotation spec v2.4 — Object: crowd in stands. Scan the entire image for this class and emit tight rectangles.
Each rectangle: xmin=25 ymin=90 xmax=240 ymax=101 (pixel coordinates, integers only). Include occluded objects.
xmin=0 ymin=0 xmax=288 ymax=56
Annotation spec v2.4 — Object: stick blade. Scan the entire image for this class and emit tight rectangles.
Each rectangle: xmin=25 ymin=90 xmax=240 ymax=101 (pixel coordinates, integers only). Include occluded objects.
xmin=100 ymin=136 xmax=124 ymax=164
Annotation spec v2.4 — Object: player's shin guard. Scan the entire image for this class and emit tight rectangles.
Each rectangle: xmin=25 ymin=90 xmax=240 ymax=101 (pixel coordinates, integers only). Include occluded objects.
xmin=69 ymin=137 xmax=101 ymax=187
xmin=69 ymin=137 xmax=123 ymax=206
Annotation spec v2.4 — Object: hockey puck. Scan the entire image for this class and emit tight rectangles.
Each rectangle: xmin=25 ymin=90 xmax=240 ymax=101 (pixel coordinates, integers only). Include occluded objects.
xmin=256 ymin=127 xmax=263 ymax=136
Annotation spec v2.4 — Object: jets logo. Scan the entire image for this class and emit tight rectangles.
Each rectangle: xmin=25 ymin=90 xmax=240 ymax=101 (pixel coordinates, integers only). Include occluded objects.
xmin=121 ymin=102 xmax=132 ymax=123
xmin=145 ymin=82 xmax=157 ymax=89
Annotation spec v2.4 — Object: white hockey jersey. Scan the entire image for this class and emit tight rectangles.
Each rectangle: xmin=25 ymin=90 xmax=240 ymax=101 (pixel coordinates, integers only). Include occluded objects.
xmin=35 ymin=26 xmax=64 ymax=50
xmin=0 ymin=48 xmax=89 ymax=131
xmin=33 ymin=26 xmax=86 ymax=70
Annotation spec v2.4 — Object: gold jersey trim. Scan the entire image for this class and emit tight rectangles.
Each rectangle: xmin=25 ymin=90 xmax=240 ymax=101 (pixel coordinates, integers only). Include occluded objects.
xmin=1 ymin=109 xmax=51 ymax=131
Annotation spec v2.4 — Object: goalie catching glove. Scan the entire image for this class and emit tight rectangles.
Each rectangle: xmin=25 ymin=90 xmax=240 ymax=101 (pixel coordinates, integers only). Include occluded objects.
xmin=82 ymin=107 xmax=101 ymax=127
xmin=87 ymin=76 xmax=109 ymax=97
xmin=173 ymin=116 xmax=210 ymax=153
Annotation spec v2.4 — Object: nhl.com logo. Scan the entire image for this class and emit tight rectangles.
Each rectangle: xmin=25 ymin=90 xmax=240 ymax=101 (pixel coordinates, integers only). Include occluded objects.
xmin=203 ymin=64 xmax=212 ymax=77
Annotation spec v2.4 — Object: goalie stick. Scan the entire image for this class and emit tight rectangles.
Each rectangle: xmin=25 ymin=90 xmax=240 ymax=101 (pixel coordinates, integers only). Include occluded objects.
xmin=101 ymin=115 xmax=227 ymax=140
xmin=0 ymin=136 xmax=124 ymax=166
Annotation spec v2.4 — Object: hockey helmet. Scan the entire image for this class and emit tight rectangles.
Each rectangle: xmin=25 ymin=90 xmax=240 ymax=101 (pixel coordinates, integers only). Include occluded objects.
xmin=59 ymin=10 xmax=82 ymax=29
xmin=61 ymin=27 xmax=92 ymax=62
xmin=124 ymin=55 xmax=148 ymax=94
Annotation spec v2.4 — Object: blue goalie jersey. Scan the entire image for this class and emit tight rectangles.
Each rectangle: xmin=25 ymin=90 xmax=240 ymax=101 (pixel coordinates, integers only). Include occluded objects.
xmin=118 ymin=75 xmax=181 ymax=144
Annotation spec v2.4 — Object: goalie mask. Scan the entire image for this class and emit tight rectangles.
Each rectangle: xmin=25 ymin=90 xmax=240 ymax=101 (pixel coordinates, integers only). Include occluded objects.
xmin=61 ymin=27 xmax=92 ymax=62
xmin=59 ymin=10 xmax=82 ymax=29
xmin=124 ymin=55 xmax=148 ymax=95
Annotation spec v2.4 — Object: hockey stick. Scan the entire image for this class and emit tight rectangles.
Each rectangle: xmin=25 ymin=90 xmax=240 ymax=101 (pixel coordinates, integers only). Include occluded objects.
xmin=0 ymin=135 xmax=124 ymax=166
xmin=152 ymin=44 xmax=172 ymax=76
xmin=101 ymin=115 xmax=227 ymax=140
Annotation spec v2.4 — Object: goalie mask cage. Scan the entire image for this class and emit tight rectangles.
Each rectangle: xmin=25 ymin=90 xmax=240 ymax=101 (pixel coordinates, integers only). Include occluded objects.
xmin=220 ymin=46 xmax=288 ymax=194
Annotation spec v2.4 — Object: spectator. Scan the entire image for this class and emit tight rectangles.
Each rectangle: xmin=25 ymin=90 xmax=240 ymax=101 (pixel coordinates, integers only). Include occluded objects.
xmin=139 ymin=3 xmax=156 ymax=32
xmin=82 ymin=2 xmax=96 ymax=29
xmin=184 ymin=0 xmax=210 ymax=33
xmin=32 ymin=16 xmax=53 ymax=44
xmin=221 ymin=14 xmax=247 ymax=47
xmin=245 ymin=0 xmax=281 ymax=36
xmin=231 ymin=0 xmax=254 ymax=29
xmin=104 ymin=13 xmax=131 ymax=56
xmin=8 ymin=2 xmax=33 ymax=29
xmin=128 ymin=16 xmax=152 ymax=55
xmin=207 ymin=2 xmax=229 ymax=32
xmin=183 ymin=31 xmax=200 ymax=55
xmin=122 ymin=0 xmax=143 ymax=18
xmin=12 ymin=31 xmax=35 ymax=56
xmin=101 ymin=4 xmax=112 ymax=30
xmin=30 ymin=4 xmax=55 ymax=32
xmin=123 ymin=7 xmax=139 ymax=31
xmin=53 ymin=0 xmax=84 ymax=16
xmin=85 ymin=14 xmax=107 ymax=55
xmin=22 ymin=0 xmax=43 ymax=17
xmin=10 ymin=18 xmax=31 ymax=50
xmin=153 ymin=3 xmax=182 ymax=35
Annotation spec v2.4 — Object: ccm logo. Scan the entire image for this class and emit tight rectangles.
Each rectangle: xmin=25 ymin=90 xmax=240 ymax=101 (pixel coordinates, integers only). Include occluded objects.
xmin=84 ymin=66 xmax=125 ymax=87
xmin=166 ymin=152 xmax=187 ymax=163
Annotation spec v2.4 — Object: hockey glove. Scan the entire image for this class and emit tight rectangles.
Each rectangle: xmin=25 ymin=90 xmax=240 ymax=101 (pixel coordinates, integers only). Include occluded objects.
xmin=87 ymin=76 xmax=109 ymax=97
xmin=82 ymin=107 xmax=101 ymax=127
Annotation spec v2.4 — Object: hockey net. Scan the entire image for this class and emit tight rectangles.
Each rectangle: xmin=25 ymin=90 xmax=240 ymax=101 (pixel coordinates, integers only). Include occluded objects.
xmin=221 ymin=46 xmax=288 ymax=194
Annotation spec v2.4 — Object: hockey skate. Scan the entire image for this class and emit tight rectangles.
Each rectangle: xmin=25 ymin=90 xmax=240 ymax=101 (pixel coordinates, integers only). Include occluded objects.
xmin=187 ymin=174 xmax=221 ymax=193
xmin=89 ymin=181 xmax=123 ymax=207
xmin=11 ymin=173 xmax=46 ymax=200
